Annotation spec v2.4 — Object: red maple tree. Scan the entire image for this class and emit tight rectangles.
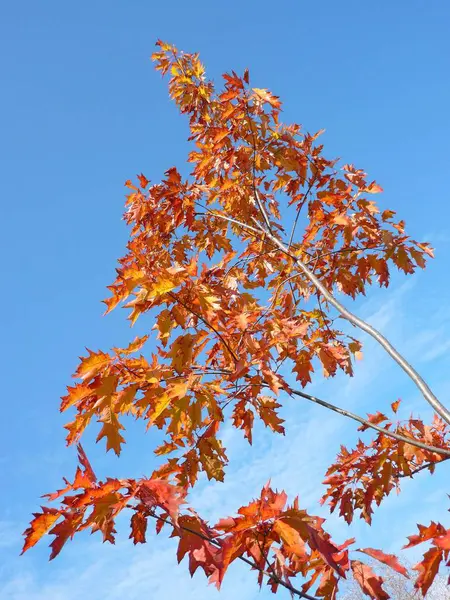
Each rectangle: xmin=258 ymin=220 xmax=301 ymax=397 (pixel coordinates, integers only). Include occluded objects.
xmin=23 ymin=41 xmax=450 ymax=599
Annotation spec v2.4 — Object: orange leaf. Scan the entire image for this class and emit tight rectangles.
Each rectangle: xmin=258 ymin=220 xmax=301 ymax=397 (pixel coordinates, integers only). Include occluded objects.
xmin=115 ymin=335 xmax=149 ymax=355
xmin=96 ymin=407 xmax=126 ymax=455
xmin=130 ymin=512 xmax=147 ymax=544
xmin=75 ymin=350 xmax=111 ymax=381
xmin=252 ymin=87 xmax=281 ymax=109
xmin=434 ymin=531 xmax=450 ymax=550
xmin=391 ymin=399 xmax=401 ymax=414
xmin=414 ymin=547 xmax=442 ymax=596
xmin=21 ymin=509 xmax=60 ymax=554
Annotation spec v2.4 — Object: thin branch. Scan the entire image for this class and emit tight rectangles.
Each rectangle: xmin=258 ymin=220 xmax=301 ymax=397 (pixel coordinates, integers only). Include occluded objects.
xmin=167 ymin=292 xmax=239 ymax=363
xmin=148 ymin=512 xmax=317 ymax=600
xmin=289 ymin=388 xmax=450 ymax=457
xmin=304 ymin=244 xmax=385 ymax=265
xmin=288 ymin=175 xmax=317 ymax=251
xmin=197 ymin=197 xmax=450 ymax=439
xmin=243 ymin=98 xmax=274 ymax=235
xmin=195 ymin=205 xmax=262 ymax=236
xmin=254 ymin=189 xmax=274 ymax=235
xmin=236 ymin=272 xmax=304 ymax=353
xmin=201 ymin=367 xmax=450 ymax=457
xmin=253 ymin=525 xmax=290 ymax=596
xmin=395 ymin=456 xmax=450 ymax=478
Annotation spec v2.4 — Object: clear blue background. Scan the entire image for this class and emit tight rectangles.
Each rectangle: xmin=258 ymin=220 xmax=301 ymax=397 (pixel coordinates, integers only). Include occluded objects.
xmin=1 ymin=1 xmax=450 ymax=598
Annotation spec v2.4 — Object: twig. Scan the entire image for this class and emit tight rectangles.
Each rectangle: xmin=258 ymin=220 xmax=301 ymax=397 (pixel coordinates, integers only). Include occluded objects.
xmin=288 ymin=175 xmax=317 ymax=251
xmin=253 ymin=189 xmax=274 ymax=235
xmin=395 ymin=456 xmax=450 ymax=478
xmin=199 ymin=207 xmax=262 ymax=235
xmin=199 ymin=367 xmax=450 ymax=457
xmin=303 ymin=244 xmax=385 ymax=265
xmin=243 ymin=98 xmax=274 ymax=235
xmin=289 ymin=388 xmax=450 ymax=457
xmin=196 ymin=202 xmax=450 ymax=433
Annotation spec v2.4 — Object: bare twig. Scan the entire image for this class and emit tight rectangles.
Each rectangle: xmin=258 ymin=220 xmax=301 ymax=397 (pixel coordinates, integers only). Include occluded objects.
xmin=253 ymin=188 xmax=274 ymax=234
xmin=198 ymin=207 xmax=262 ymax=235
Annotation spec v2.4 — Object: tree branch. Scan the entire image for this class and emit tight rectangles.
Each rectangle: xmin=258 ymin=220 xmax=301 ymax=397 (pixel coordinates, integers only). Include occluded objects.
xmin=196 ymin=204 xmax=450 ymax=439
xmin=289 ymin=388 xmax=450 ymax=457
xmin=195 ymin=205 xmax=262 ymax=236
xmin=259 ymin=226 xmax=450 ymax=426
xmin=242 ymin=98 xmax=274 ymax=235
xmin=202 ymin=368 xmax=450 ymax=457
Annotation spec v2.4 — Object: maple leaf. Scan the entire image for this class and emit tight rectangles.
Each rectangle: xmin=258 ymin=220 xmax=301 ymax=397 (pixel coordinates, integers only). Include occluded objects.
xmin=60 ymin=383 xmax=93 ymax=412
xmin=391 ymin=399 xmax=401 ymax=414
xmin=315 ymin=569 xmax=339 ymax=600
xmin=365 ymin=182 xmax=383 ymax=194
xmin=137 ymin=479 xmax=185 ymax=523
xmin=273 ymin=520 xmax=302 ymax=549
xmin=175 ymin=514 xmax=222 ymax=582
xmin=114 ymin=335 xmax=149 ymax=355
xmin=150 ymin=276 xmax=178 ymax=297
xmin=434 ymin=530 xmax=450 ymax=550
xmin=77 ymin=444 xmax=97 ymax=483
xmin=403 ymin=521 xmax=447 ymax=548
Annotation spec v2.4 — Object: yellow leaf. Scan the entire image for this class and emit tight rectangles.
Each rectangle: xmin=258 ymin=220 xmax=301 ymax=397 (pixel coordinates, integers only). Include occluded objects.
xmin=96 ymin=406 xmax=125 ymax=455
xmin=61 ymin=383 xmax=93 ymax=412
xmin=169 ymin=382 xmax=189 ymax=399
xmin=151 ymin=392 xmax=172 ymax=423
xmin=150 ymin=277 xmax=177 ymax=297
xmin=75 ymin=350 xmax=111 ymax=381
xmin=333 ymin=214 xmax=349 ymax=225
xmin=274 ymin=520 xmax=301 ymax=548
xmin=252 ymin=88 xmax=281 ymax=109
xmin=115 ymin=335 xmax=149 ymax=355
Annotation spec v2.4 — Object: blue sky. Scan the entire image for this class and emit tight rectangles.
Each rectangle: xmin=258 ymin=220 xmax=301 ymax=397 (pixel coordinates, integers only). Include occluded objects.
xmin=1 ymin=1 xmax=450 ymax=598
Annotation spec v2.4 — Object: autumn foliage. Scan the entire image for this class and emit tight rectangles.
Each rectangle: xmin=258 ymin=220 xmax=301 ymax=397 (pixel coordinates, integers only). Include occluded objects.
xmin=23 ymin=41 xmax=450 ymax=599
